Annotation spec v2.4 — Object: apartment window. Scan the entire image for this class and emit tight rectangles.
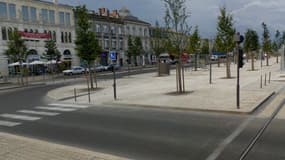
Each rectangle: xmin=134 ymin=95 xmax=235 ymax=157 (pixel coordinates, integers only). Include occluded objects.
xmin=59 ymin=12 xmax=65 ymax=25
xmin=119 ymin=39 xmax=123 ymax=50
xmin=1 ymin=27 xmax=7 ymax=40
xmin=61 ymin=32 xmax=64 ymax=43
xmin=104 ymin=39 xmax=109 ymax=49
xmin=139 ymin=28 xmax=142 ymax=36
xmin=8 ymin=4 xmax=16 ymax=19
xmin=22 ymin=6 xmax=29 ymax=22
xmin=68 ymin=32 xmax=72 ymax=43
xmin=132 ymin=27 xmax=136 ymax=35
xmin=118 ymin=27 xmax=122 ymax=35
xmin=112 ymin=40 xmax=116 ymax=49
xmin=126 ymin=26 xmax=130 ymax=35
xmin=103 ymin=25 xmax=108 ymax=33
xmin=65 ymin=12 xmax=70 ymax=26
xmin=30 ymin=7 xmax=37 ymax=22
xmin=49 ymin=10 xmax=55 ymax=24
xmin=144 ymin=29 xmax=148 ymax=36
xmin=111 ymin=26 xmax=115 ymax=34
xmin=41 ymin=9 xmax=48 ymax=23
xmin=65 ymin=32 xmax=68 ymax=43
xmin=53 ymin=31 xmax=56 ymax=41
xmin=96 ymin=24 xmax=100 ymax=33
xmin=0 ymin=2 xmax=7 ymax=18
xmin=7 ymin=27 xmax=12 ymax=40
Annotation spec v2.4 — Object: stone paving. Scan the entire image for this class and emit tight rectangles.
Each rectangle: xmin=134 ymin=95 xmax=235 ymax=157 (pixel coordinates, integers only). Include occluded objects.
xmin=0 ymin=132 xmax=129 ymax=160
xmin=48 ymin=58 xmax=285 ymax=114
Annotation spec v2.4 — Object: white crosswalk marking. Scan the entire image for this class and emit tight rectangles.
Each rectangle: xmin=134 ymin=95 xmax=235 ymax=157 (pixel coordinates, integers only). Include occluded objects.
xmin=0 ymin=114 xmax=41 ymax=121
xmin=0 ymin=120 xmax=21 ymax=127
xmin=17 ymin=110 xmax=60 ymax=116
xmin=35 ymin=106 xmax=77 ymax=112
xmin=49 ymin=103 xmax=89 ymax=109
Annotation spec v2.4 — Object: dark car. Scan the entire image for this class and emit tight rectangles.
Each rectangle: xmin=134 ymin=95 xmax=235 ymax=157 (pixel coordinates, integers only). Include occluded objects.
xmin=104 ymin=64 xmax=120 ymax=71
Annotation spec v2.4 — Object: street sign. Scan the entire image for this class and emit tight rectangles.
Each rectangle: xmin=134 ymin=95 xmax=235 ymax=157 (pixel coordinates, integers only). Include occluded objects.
xmin=110 ymin=51 xmax=117 ymax=61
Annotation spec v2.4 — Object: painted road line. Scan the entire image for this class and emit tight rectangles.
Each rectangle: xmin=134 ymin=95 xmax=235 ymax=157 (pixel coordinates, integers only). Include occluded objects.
xmin=0 ymin=114 xmax=41 ymax=121
xmin=49 ymin=103 xmax=89 ymax=109
xmin=17 ymin=110 xmax=60 ymax=116
xmin=35 ymin=106 xmax=77 ymax=112
xmin=0 ymin=120 xmax=21 ymax=127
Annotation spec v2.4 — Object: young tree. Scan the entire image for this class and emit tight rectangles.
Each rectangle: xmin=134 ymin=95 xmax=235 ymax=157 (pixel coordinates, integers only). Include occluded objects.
xmin=150 ymin=21 xmax=167 ymax=76
xmin=127 ymin=35 xmax=134 ymax=64
xmin=75 ymin=5 xmax=101 ymax=89
xmin=44 ymin=40 xmax=61 ymax=61
xmin=163 ymin=0 xmax=191 ymax=93
xmin=150 ymin=21 xmax=166 ymax=63
xmin=272 ymin=30 xmax=282 ymax=63
xmin=261 ymin=22 xmax=271 ymax=66
xmin=215 ymin=7 xmax=235 ymax=78
xmin=188 ymin=26 xmax=200 ymax=71
xmin=133 ymin=37 xmax=143 ymax=66
xmin=44 ymin=39 xmax=61 ymax=73
xmin=244 ymin=29 xmax=259 ymax=71
xmin=201 ymin=39 xmax=209 ymax=55
xmin=5 ymin=31 xmax=28 ymax=85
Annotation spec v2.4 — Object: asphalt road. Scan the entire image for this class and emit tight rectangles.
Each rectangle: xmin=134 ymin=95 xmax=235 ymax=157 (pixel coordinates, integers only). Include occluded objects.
xmin=0 ymin=72 xmax=284 ymax=160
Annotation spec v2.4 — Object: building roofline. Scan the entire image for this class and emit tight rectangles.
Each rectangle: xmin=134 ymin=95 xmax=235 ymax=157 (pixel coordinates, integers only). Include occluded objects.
xmin=37 ymin=0 xmax=73 ymax=9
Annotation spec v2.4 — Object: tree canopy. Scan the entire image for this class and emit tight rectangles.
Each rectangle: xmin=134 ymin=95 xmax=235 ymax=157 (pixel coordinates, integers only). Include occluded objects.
xmin=75 ymin=5 xmax=101 ymax=66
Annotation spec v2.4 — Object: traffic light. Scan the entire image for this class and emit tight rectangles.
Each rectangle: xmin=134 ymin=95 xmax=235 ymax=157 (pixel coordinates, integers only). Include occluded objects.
xmin=238 ymin=49 xmax=244 ymax=68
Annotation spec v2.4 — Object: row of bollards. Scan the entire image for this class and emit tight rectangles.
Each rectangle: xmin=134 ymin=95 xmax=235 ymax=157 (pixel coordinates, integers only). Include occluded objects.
xmin=260 ymin=71 xmax=271 ymax=89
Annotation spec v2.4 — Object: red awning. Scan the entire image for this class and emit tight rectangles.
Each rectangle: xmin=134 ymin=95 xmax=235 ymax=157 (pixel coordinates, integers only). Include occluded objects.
xmin=18 ymin=31 xmax=51 ymax=39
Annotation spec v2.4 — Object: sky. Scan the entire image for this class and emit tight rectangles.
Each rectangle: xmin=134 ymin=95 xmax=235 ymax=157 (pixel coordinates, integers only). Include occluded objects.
xmin=49 ymin=0 xmax=285 ymax=38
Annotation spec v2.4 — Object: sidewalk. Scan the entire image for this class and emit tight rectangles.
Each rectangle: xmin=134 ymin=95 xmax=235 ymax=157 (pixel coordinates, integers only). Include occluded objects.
xmin=48 ymin=58 xmax=285 ymax=114
xmin=0 ymin=132 xmax=128 ymax=160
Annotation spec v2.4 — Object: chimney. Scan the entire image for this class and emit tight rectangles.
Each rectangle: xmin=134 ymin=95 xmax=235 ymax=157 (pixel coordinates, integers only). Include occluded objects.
xmin=99 ymin=8 xmax=103 ymax=16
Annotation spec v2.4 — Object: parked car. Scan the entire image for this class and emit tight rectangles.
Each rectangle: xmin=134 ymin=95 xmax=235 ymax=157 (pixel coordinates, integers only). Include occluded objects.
xmin=95 ymin=65 xmax=105 ymax=72
xmin=104 ymin=64 xmax=120 ymax=71
xmin=63 ymin=66 xmax=85 ymax=75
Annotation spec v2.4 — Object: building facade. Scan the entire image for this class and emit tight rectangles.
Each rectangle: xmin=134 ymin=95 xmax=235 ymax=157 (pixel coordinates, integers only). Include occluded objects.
xmin=87 ymin=7 xmax=151 ymax=66
xmin=0 ymin=0 xmax=78 ymax=76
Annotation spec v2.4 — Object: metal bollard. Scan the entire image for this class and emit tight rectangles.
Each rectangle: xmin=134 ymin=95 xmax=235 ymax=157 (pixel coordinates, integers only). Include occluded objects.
xmin=264 ymin=73 xmax=267 ymax=86
xmin=74 ymin=88 xmax=77 ymax=102
xmin=260 ymin=75 xmax=263 ymax=89
xmin=269 ymin=72 xmax=271 ymax=84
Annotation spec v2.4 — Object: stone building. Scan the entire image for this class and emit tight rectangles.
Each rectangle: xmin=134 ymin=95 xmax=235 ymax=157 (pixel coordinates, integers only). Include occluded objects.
xmin=0 ymin=0 xmax=78 ymax=76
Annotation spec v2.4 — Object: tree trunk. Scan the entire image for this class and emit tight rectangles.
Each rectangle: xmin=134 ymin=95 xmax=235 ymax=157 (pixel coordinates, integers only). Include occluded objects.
xmin=88 ymin=64 xmax=94 ymax=90
xmin=251 ymin=52 xmax=255 ymax=71
xmin=266 ymin=54 xmax=269 ymax=66
xmin=177 ymin=60 xmax=182 ymax=93
xmin=19 ymin=60 xmax=24 ymax=85
xmin=226 ymin=52 xmax=231 ymax=78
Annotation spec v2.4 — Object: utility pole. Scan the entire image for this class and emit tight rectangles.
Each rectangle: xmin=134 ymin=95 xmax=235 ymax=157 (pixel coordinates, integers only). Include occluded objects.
xmin=235 ymin=32 xmax=244 ymax=109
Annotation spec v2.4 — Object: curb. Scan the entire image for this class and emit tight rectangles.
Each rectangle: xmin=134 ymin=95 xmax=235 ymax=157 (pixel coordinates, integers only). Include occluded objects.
xmin=0 ymin=83 xmax=46 ymax=91
xmin=101 ymin=92 xmax=276 ymax=115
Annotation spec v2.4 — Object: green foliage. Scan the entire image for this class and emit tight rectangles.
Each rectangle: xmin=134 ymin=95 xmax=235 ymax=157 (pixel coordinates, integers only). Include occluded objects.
xmin=188 ymin=26 xmax=200 ymax=54
xmin=244 ymin=29 xmax=259 ymax=53
xmin=134 ymin=37 xmax=143 ymax=56
xmin=201 ymin=39 xmax=209 ymax=54
xmin=163 ymin=0 xmax=191 ymax=56
xmin=75 ymin=5 xmax=101 ymax=66
xmin=261 ymin=22 xmax=272 ymax=53
xmin=43 ymin=40 xmax=61 ymax=61
xmin=272 ymin=30 xmax=282 ymax=53
xmin=127 ymin=36 xmax=134 ymax=58
xmin=151 ymin=21 xmax=166 ymax=56
xmin=215 ymin=7 xmax=235 ymax=53
xmin=5 ymin=31 xmax=28 ymax=62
